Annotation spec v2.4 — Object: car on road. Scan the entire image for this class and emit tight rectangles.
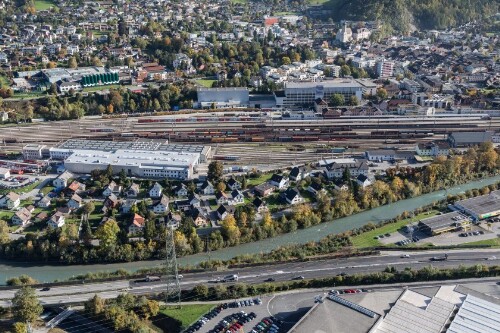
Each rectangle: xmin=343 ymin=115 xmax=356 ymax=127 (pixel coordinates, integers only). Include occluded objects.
xmin=400 ymin=254 xmax=410 ymax=258
xmin=291 ymin=275 xmax=305 ymax=280
xmin=40 ymin=287 xmax=51 ymax=292
xmin=264 ymin=277 xmax=275 ymax=282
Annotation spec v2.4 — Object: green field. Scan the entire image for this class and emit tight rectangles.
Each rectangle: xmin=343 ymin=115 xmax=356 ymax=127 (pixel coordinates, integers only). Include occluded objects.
xmin=34 ymin=0 xmax=56 ymax=11
xmin=247 ymin=173 xmax=273 ymax=186
xmin=462 ymin=237 xmax=500 ymax=247
xmin=351 ymin=210 xmax=439 ymax=248
xmin=0 ymin=75 xmax=9 ymax=88
xmin=82 ymin=84 xmax=121 ymax=92
xmin=160 ymin=304 xmax=214 ymax=329
xmin=195 ymin=79 xmax=216 ymax=88
xmin=231 ymin=0 xmax=247 ymax=4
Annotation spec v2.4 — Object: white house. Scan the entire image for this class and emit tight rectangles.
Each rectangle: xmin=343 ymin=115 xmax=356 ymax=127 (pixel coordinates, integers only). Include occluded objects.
xmin=12 ymin=208 xmax=32 ymax=226
xmin=356 ymin=174 xmax=372 ymax=188
xmin=0 ymin=192 xmax=21 ymax=209
xmin=0 ymin=167 xmax=10 ymax=179
xmin=149 ymin=182 xmax=163 ymax=198
xmin=128 ymin=214 xmax=146 ymax=235
xmin=283 ymin=188 xmax=304 ymax=205
xmin=269 ymin=174 xmax=289 ymax=190
xmin=125 ymin=183 xmax=140 ymax=197
xmin=37 ymin=196 xmax=51 ymax=208
xmin=216 ymin=191 xmax=229 ymax=205
xmin=289 ymin=166 xmax=310 ymax=182
xmin=226 ymin=178 xmax=241 ymax=191
xmin=228 ymin=190 xmax=244 ymax=205
xmin=200 ymin=181 xmax=215 ymax=195
xmin=102 ymin=181 xmax=122 ymax=197
xmin=153 ymin=195 xmax=170 ymax=214
xmin=53 ymin=171 xmax=74 ymax=189
xmin=121 ymin=199 xmax=137 ymax=214
xmin=216 ymin=204 xmax=236 ymax=220
xmin=416 ymin=141 xmax=450 ymax=157
xmin=175 ymin=184 xmax=188 ymax=197
xmin=47 ymin=213 xmax=65 ymax=228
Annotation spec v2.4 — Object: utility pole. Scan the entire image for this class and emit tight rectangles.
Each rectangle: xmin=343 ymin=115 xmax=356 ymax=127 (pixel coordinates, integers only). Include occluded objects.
xmin=165 ymin=226 xmax=181 ymax=306
xmin=205 ymin=235 xmax=211 ymax=263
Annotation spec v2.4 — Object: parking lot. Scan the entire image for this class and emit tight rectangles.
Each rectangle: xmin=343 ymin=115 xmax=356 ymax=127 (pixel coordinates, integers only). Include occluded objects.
xmin=185 ymin=296 xmax=284 ymax=333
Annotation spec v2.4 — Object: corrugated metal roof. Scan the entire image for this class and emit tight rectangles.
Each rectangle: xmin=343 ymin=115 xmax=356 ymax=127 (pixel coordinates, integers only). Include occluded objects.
xmin=447 ymin=294 xmax=500 ymax=333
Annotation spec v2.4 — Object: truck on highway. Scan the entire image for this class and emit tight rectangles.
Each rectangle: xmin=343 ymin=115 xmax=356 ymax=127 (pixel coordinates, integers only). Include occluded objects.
xmin=134 ymin=275 xmax=161 ymax=283
xmin=222 ymin=274 xmax=239 ymax=282
xmin=430 ymin=254 xmax=448 ymax=261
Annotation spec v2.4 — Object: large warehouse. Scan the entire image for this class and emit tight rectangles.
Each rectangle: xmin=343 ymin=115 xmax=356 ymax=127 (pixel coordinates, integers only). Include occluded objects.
xmin=48 ymin=139 xmax=211 ymax=163
xmin=454 ymin=190 xmax=500 ymax=220
xmin=196 ymin=87 xmax=249 ymax=108
xmin=418 ymin=211 xmax=470 ymax=236
xmin=63 ymin=149 xmax=198 ymax=180
xmin=274 ymin=80 xmax=363 ymax=108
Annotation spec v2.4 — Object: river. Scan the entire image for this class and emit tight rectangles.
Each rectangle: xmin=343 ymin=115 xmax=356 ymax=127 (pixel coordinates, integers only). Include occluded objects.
xmin=1 ymin=175 xmax=499 ymax=284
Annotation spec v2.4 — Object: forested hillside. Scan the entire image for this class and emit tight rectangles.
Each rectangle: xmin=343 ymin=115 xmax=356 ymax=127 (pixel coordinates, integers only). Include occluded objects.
xmin=323 ymin=0 xmax=499 ymax=33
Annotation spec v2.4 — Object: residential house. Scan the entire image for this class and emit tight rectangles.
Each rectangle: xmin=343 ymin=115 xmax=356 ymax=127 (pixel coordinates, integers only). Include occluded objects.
xmin=12 ymin=208 xmax=32 ymax=226
xmin=102 ymin=181 xmax=122 ymax=197
xmin=216 ymin=191 xmax=229 ymax=205
xmin=174 ymin=184 xmax=188 ymax=197
xmin=199 ymin=181 xmax=215 ymax=195
xmin=47 ymin=212 xmax=65 ymax=228
xmin=282 ymin=188 xmax=304 ymax=205
xmin=252 ymin=197 xmax=268 ymax=214
xmin=128 ymin=213 xmax=146 ymax=235
xmin=365 ymin=150 xmax=397 ymax=162
xmin=186 ymin=208 xmax=208 ymax=227
xmin=269 ymin=174 xmax=289 ymax=190
xmin=65 ymin=181 xmax=86 ymax=195
xmin=323 ymin=159 xmax=369 ymax=180
xmin=164 ymin=212 xmax=182 ymax=229
xmin=0 ymin=192 xmax=21 ymax=209
xmin=121 ymin=198 xmax=137 ymax=214
xmin=103 ymin=193 xmax=120 ymax=212
xmin=53 ymin=171 xmax=74 ymax=189
xmin=187 ymin=193 xmax=201 ymax=208
xmin=228 ymin=190 xmax=244 ymax=205
xmin=25 ymin=205 xmax=34 ymax=214
xmin=289 ymin=166 xmax=310 ymax=182
xmin=34 ymin=212 xmax=48 ymax=223
xmin=125 ymin=183 xmax=140 ymax=197
xmin=416 ymin=141 xmax=450 ymax=157
xmin=153 ymin=195 xmax=170 ymax=214
xmin=356 ymin=174 xmax=372 ymax=188
xmin=217 ymin=204 xmax=236 ymax=220
xmin=37 ymin=196 xmax=51 ymax=208
xmin=0 ymin=167 xmax=10 ymax=179
xmin=149 ymin=182 xmax=163 ymax=198
xmin=67 ymin=194 xmax=83 ymax=209
xmin=254 ymin=183 xmax=275 ymax=197
xmin=226 ymin=178 xmax=241 ymax=191
xmin=307 ymin=182 xmax=326 ymax=196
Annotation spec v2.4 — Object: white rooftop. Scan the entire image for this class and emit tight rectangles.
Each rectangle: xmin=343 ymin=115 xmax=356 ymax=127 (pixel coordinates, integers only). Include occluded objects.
xmin=285 ymin=80 xmax=363 ymax=89
xmin=448 ymin=294 xmax=500 ymax=333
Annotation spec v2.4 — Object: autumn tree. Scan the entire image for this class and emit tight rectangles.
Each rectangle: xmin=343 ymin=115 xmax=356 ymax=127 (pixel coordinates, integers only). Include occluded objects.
xmin=12 ymin=287 xmax=43 ymax=324
xmin=220 ymin=215 xmax=241 ymax=245
xmin=207 ymin=161 xmax=224 ymax=182
xmin=96 ymin=219 xmax=120 ymax=249
xmin=68 ymin=57 xmax=78 ymax=69
xmin=85 ymin=294 xmax=106 ymax=316
xmin=0 ymin=220 xmax=9 ymax=244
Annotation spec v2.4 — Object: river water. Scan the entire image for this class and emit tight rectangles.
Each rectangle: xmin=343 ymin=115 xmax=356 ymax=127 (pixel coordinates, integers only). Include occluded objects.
xmin=1 ymin=175 xmax=499 ymax=284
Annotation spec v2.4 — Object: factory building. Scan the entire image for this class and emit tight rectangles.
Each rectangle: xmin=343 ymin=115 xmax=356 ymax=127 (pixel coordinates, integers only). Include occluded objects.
xmin=274 ymin=80 xmax=363 ymax=108
xmin=49 ymin=139 xmax=211 ymax=163
xmin=418 ymin=211 xmax=470 ymax=236
xmin=454 ymin=190 xmax=500 ymax=221
xmin=196 ymin=87 xmax=249 ymax=108
xmin=63 ymin=149 xmax=199 ymax=180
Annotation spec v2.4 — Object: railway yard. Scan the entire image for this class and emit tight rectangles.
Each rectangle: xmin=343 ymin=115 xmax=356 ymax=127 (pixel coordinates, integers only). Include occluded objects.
xmin=0 ymin=112 xmax=498 ymax=170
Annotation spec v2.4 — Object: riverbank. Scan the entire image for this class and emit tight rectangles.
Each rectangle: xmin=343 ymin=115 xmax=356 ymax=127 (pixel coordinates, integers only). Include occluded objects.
xmin=0 ymin=174 xmax=499 ymax=284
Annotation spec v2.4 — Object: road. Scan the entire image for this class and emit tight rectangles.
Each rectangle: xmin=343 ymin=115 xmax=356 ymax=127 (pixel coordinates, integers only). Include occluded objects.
xmin=0 ymin=249 xmax=499 ymax=307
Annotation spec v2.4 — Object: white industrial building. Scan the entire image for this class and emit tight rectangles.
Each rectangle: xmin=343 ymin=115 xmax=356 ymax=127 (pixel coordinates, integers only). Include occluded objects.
xmin=275 ymin=80 xmax=363 ymax=108
xmin=196 ymin=87 xmax=250 ymax=108
xmin=63 ymin=149 xmax=199 ymax=180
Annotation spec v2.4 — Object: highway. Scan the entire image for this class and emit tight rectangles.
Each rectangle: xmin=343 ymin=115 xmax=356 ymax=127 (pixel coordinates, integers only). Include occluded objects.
xmin=0 ymin=249 xmax=499 ymax=307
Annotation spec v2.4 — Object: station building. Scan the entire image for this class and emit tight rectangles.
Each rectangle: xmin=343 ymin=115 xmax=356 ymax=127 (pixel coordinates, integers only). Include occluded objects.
xmin=454 ymin=190 xmax=500 ymax=221
xmin=274 ymin=80 xmax=363 ymax=108
xmin=63 ymin=149 xmax=199 ymax=180
xmin=196 ymin=87 xmax=249 ymax=108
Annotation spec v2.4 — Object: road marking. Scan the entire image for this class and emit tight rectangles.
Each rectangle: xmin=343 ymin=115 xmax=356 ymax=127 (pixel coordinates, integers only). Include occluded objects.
xmin=267 ymin=295 xmax=276 ymax=317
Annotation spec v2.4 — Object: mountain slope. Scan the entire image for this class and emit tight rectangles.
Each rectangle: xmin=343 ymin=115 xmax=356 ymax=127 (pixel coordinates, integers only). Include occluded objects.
xmin=324 ymin=0 xmax=499 ymax=33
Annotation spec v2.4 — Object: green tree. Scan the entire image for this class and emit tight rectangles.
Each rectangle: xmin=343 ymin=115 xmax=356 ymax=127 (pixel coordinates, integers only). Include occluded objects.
xmin=95 ymin=219 xmax=120 ymax=248
xmin=68 ymin=57 xmax=78 ymax=69
xmin=140 ymin=299 xmax=160 ymax=319
xmin=376 ymin=87 xmax=388 ymax=100
xmin=207 ymin=161 xmax=224 ymax=182
xmin=329 ymin=93 xmax=345 ymax=107
xmin=12 ymin=287 xmax=43 ymax=324
xmin=340 ymin=65 xmax=351 ymax=77
xmin=0 ymin=220 xmax=9 ymax=244
xmin=216 ymin=181 xmax=226 ymax=193
xmin=85 ymin=294 xmax=106 ymax=316
xmin=348 ymin=95 xmax=359 ymax=106
xmin=12 ymin=322 xmax=27 ymax=333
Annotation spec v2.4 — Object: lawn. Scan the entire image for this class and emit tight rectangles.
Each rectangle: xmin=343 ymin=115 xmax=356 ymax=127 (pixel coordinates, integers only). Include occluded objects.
xmin=247 ymin=173 xmax=273 ymax=186
xmin=34 ymin=0 xmax=56 ymax=11
xmin=0 ymin=181 xmax=41 ymax=195
xmin=83 ymin=84 xmax=122 ymax=92
xmin=40 ymin=185 xmax=54 ymax=196
xmin=461 ymin=237 xmax=500 ymax=247
xmin=264 ymin=193 xmax=285 ymax=211
xmin=351 ymin=210 xmax=439 ymax=248
xmin=195 ymin=79 xmax=216 ymax=88
xmin=231 ymin=0 xmax=247 ymax=3
xmin=160 ymin=304 xmax=214 ymax=329
xmin=88 ymin=202 xmax=104 ymax=227
xmin=307 ymin=0 xmax=330 ymax=4
xmin=0 ymin=210 xmax=13 ymax=222
xmin=0 ymin=75 xmax=9 ymax=88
